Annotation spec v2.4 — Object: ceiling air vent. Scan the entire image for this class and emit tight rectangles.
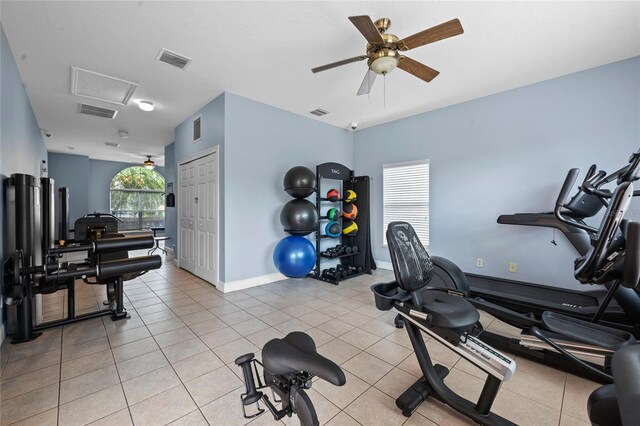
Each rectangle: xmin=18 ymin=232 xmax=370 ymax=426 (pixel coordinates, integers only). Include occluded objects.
xmin=71 ymin=67 xmax=137 ymax=106
xmin=78 ymin=103 xmax=118 ymax=119
xmin=156 ymin=48 xmax=192 ymax=70
xmin=105 ymin=142 xmax=120 ymax=147
xmin=310 ymin=108 xmax=329 ymax=117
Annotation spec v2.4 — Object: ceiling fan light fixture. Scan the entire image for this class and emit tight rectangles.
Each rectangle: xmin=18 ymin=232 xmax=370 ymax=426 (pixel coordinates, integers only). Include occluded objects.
xmin=143 ymin=156 xmax=155 ymax=170
xmin=368 ymin=49 xmax=399 ymax=75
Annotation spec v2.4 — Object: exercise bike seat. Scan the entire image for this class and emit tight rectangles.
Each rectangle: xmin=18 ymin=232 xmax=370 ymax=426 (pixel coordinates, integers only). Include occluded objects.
xmin=262 ymin=332 xmax=346 ymax=386
xmin=385 ymin=222 xmax=479 ymax=330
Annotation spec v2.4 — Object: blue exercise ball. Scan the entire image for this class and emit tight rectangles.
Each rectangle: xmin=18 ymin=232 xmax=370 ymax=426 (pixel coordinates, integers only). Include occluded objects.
xmin=273 ymin=236 xmax=316 ymax=278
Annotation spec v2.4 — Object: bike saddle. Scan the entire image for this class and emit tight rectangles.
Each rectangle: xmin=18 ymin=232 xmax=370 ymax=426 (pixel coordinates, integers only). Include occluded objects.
xmin=262 ymin=332 xmax=346 ymax=386
xmin=385 ymin=222 xmax=479 ymax=329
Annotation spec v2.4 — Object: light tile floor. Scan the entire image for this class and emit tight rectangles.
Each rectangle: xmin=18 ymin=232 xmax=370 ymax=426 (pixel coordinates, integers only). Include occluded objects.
xmin=1 ymin=253 xmax=600 ymax=425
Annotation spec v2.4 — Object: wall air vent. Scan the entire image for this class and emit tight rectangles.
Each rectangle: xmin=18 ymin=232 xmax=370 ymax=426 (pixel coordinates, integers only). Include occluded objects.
xmin=78 ymin=103 xmax=118 ymax=119
xmin=310 ymin=108 xmax=329 ymax=117
xmin=193 ymin=116 xmax=201 ymax=142
xmin=156 ymin=48 xmax=192 ymax=70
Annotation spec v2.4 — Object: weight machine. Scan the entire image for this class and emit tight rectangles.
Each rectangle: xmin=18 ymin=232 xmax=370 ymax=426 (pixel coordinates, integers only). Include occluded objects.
xmin=3 ymin=173 xmax=162 ymax=343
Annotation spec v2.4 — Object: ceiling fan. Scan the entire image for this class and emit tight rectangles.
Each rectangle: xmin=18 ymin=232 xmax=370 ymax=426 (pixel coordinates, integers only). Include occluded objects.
xmin=311 ymin=16 xmax=464 ymax=95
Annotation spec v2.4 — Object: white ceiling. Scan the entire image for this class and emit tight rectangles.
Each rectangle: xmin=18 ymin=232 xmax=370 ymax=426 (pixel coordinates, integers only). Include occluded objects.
xmin=2 ymin=1 xmax=639 ymax=166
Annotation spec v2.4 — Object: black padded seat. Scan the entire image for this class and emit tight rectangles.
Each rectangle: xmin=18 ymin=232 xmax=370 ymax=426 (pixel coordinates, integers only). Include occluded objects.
xmin=386 ymin=222 xmax=479 ymax=329
xmin=421 ymin=291 xmax=479 ymax=329
xmin=262 ymin=332 xmax=345 ymax=386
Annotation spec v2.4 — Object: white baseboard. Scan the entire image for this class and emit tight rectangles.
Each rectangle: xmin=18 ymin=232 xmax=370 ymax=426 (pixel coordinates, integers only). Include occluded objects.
xmin=164 ymin=246 xmax=175 ymax=256
xmin=218 ymin=272 xmax=287 ymax=293
xmin=376 ymin=260 xmax=393 ymax=270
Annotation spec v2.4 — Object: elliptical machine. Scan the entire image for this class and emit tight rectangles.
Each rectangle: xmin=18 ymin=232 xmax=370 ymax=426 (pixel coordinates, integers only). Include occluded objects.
xmin=587 ymin=221 xmax=640 ymax=426
xmin=488 ymin=149 xmax=640 ymax=332
xmin=394 ymin=171 xmax=639 ymax=383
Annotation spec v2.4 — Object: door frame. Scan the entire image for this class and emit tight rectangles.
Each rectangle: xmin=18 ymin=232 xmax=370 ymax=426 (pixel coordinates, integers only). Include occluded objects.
xmin=177 ymin=145 xmax=220 ymax=286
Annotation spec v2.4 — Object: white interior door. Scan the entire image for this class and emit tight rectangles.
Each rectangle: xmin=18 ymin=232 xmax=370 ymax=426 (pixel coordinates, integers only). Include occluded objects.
xmin=195 ymin=154 xmax=218 ymax=283
xmin=179 ymin=160 xmax=196 ymax=274
xmin=178 ymin=148 xmax=218 ymax=285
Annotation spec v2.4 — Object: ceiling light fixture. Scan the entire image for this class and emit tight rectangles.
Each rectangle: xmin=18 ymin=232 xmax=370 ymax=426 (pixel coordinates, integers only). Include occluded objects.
xmin=143 ymin=156 xmax=155 ymax=170
xmin=138 ymin=100 xmax=155 ymax=112
xmin=368 ymin=49 xmax=399 ymax=75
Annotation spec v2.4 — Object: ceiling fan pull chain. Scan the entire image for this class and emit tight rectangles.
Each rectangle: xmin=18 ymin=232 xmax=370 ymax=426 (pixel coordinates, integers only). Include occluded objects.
xmin=383 ymin=73 xmax=386 ymax=109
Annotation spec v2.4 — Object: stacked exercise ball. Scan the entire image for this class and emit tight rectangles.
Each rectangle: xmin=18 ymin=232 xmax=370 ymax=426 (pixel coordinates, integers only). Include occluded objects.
xmin=274 ymin=166 xmax=318 ymax=278
xmin=273 ymin=236 xmax=316 ymax=278
xmin=280 ymin=199 xmax=319 ymax=236
xmin=284 ymin=166 xmax=316 ymax=198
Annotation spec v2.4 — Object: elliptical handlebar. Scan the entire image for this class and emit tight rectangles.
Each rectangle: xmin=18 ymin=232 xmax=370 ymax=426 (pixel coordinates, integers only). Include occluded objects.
xmin=555 ymin=169 xmax=600 ymax=233
xmin=622 ymin=221 xmax=640 ymax=289
xmin=556 ymin=168 xmax=580 ymax=208
xmin=574 ymin=182 xmax=634 ymax=284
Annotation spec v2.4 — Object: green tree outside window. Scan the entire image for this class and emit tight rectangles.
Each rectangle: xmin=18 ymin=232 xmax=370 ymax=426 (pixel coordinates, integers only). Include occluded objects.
xmin=110 ymin=167 xmax=165 ymax=230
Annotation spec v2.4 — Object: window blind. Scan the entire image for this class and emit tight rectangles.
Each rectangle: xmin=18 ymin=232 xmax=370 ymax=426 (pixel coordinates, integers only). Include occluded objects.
xmin=383 ymin=160 xmax=429 ymax=246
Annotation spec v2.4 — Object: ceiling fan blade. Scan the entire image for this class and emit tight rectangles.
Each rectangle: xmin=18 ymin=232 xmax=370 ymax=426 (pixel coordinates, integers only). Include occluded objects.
xmin=399 ymin=18 xmax=464 ymax=51
xmin=348 ymin=15 xmax=384 ymax=44
xmin=357 ymin=69 xmax=377 ymax=96
xmin=311 ymin=55 xmax=368 ymax=73
xmin=398 ymin=56 xmax=440 ymax=82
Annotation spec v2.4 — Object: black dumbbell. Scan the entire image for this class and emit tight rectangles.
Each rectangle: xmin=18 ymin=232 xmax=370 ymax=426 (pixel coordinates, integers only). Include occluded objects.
xmin=351 ymin=246 xmax=359 ymax=254
xmin=324 ymin=269 xmax=339 ymax=281
xmin=336 ymin=265 xmax=349 ymax=278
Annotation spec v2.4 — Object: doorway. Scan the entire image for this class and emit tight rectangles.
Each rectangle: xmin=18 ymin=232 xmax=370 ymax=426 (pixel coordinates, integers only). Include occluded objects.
xmin=178 ymin=146 xmax=219 ymax=285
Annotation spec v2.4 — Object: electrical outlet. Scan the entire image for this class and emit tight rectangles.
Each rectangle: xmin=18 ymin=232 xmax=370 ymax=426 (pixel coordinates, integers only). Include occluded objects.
xmin=508 ymin=263 xmax=517 ymax=273
xmin=476 ymin=258 xmax=483 ymax=268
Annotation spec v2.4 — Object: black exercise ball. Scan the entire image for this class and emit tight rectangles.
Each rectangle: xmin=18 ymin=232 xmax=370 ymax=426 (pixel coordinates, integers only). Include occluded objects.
xmin=280 ymin=199 xmax=319 ymax=236
xmin=283 ymin=166 xmax=316 ymax=198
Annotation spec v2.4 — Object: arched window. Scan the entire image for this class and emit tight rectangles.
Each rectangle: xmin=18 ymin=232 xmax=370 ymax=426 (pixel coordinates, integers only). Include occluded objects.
xmin=110 ymin=166 xmax=165 ymax=230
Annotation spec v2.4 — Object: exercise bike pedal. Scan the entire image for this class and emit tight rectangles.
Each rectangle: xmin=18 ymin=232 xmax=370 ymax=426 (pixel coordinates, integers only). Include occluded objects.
xmin=396 ymin=365 xmax=449 ymax=417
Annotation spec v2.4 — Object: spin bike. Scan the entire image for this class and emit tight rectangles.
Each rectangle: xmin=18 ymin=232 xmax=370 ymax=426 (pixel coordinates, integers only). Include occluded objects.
xmin=235 ymin=331 xmax=345 ymax=426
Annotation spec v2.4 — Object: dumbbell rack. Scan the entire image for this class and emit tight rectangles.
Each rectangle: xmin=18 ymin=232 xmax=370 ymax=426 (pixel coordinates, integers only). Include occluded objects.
xmin=310 ymin=162 xmax=372 ymax=285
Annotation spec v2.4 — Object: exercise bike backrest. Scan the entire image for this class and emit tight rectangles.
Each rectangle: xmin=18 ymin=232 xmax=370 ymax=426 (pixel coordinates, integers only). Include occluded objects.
xmin=386 ymin=222 xmax=435 ymax=306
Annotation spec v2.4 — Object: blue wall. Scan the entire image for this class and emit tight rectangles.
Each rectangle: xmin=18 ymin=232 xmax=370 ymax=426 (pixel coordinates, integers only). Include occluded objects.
xmin=164 ymin=142 xmax=176 ymax=252
xmin=354 ymin=56 xmax=640 ymax=290
xmin=48 ymin=153 xmax=165 ymax=226
xmin=223 ymin=93 xmax=353 ymax=282
xmin=172 ymin=93 xmax=353 ymax=283
xmin=174 ymin=93 xmax=226 ymax=268
xmin=1 ymin=23 xmax=48 ymax=338
xmin=48 ymin=153 xmax=89 ymax=225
